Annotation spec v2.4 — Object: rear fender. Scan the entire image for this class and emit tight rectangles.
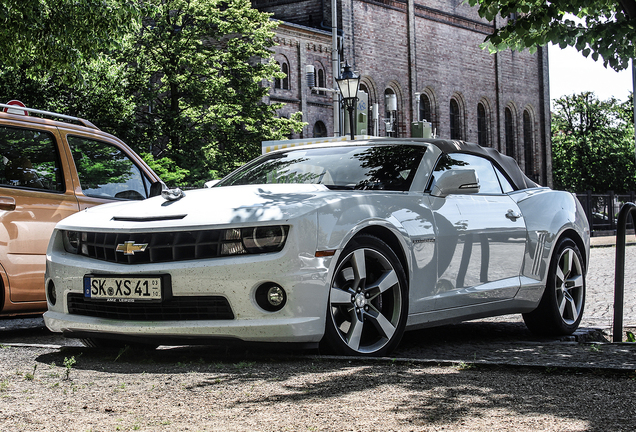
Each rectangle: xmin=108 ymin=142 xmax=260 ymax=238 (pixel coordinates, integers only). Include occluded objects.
xmin=514 ymin=189 xmax=590 ymax=296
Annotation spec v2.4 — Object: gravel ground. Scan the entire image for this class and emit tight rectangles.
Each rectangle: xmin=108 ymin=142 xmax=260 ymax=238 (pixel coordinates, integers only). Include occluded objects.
xmin=0 ymin=344 xmax=635 ymax=432
xmin=1 ymin=243 xmax=636 ymax=431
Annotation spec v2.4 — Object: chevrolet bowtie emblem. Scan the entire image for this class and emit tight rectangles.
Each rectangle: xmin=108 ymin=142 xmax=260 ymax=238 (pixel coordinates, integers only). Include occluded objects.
xmin=116 ymin=241 xmax=148 ymax=256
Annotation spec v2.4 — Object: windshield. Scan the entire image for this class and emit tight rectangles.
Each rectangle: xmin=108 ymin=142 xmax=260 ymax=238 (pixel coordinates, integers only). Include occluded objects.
xmin=217 ymin=144 xmax=428 ymax=191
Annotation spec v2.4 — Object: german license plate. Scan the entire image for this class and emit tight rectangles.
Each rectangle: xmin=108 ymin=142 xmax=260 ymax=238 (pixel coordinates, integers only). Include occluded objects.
xmin=84 ymin=276 xmax=162 ymax=302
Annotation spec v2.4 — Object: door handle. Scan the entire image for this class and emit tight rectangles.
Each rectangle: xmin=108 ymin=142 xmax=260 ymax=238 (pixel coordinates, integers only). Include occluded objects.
xmin=0 ymin=196 xmax=16 ymax=211
xmin=506 ymin=209 xmax=522 ymax=221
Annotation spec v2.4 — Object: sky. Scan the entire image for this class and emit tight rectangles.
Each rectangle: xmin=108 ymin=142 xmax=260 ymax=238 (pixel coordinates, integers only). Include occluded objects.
xmin=549 ymin=43 xmax=633 ymax=104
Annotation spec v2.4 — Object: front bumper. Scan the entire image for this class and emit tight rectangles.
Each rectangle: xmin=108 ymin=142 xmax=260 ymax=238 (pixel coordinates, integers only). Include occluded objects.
xmin=43 ymin=311 xmax=324 ymax=343
xmin=44 ymin=224 xmax=333 ymax=345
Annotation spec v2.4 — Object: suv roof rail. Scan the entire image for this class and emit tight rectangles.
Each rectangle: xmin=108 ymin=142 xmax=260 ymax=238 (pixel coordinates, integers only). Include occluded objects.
xmin=0 ymin=103 xmax=100 ymax=130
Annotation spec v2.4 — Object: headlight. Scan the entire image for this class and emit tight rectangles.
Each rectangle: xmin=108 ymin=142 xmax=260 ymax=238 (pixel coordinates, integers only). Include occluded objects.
xmin=62 ymin=231 xmax=81 ymax=254
xmin=243 ymin=226 xmax=288 ymax=252
xmin=221 ymin=225 xmax=289 ymax=256
xmin=62 ymin=230 xmax=88 ymax=255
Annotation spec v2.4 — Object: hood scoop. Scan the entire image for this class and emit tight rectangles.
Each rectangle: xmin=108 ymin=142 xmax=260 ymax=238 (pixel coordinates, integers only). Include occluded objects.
xmin=112 ymin=214 xmax=187 ymax=222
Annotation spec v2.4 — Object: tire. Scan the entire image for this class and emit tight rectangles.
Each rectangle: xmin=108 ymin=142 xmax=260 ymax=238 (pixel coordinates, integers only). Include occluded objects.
xmin=322 ymin=234 xmax=408 ymax=356
xmin=523 ymin=237 xmax=586 ymax=335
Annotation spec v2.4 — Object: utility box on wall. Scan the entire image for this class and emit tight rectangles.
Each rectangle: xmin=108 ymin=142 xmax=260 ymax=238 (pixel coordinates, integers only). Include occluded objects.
xmin=344 ymin=90 xmax=368 ymax=137
xmin=411 ymin=121 xmax=432 ymax=138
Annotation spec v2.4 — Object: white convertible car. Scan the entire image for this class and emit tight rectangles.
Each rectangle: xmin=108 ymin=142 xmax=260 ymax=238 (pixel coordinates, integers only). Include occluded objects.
xmin=44 ymin=138 xmax=590 ymax=356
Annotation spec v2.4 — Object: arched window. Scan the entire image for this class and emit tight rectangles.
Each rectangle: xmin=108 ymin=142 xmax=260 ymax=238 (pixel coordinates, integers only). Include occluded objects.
xmin=385 ymin=88 xmax=398 ymax=137
xmin=360 ymin=83 xmax=374 ymax=136
xmin=450 ymin=99 xmax=462 ymax=140
xmin=313 ymin=121 xmax=327 ymax=138
xmin=477 ymin=102 xmax=489 ymax=147
xmin=523 ymin=110 xmax=534 ymax=175
xmin=420 ymin=93 xmax=431 ymax=122
xmin=274 ymin=62 xmax=282 ymax=89
xmin=505 ymin=107 xmax=515 ymax=157
xmin=282 ymin=62 xmax=289 ymax=90
xmin=275 ymin=61 xmax=290 ymax=90
xmin=317 ymin=68 xmax=325 ymax=95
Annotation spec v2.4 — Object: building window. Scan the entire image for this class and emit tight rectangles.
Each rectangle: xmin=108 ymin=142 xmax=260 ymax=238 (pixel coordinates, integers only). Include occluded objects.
xmin=420 ymin=94 xmax=431 ymax=122
xmin=505 ymin=107 xmax=515 ymax=157
xmin=275 ymin=61 xmax=290 ymax=90
xmin=385 ymin=89 xmax=398 ymax=137
xmin=317 ymin=68 xmax=325 ymax=95
xmin=523 ymin=110 xmax=534 ymax=176
xmin=274 ymin=62 xmax=282 ymax=89
xmin=477 ymin=102 xmax=489 ymax=147
xmin=313 ymin=121 xmax=327 ymax=138
xmin=282 ymin=63 xmax=289 ymax=89
xmin=360 ymin=83 xmax=374 ymax=136
xmin=450 ymin=98 xmax=462 ymax=140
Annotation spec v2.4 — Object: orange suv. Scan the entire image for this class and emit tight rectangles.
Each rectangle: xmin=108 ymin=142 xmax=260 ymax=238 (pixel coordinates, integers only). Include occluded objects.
xmin=0 ymin=101 xmax=161 ymax=316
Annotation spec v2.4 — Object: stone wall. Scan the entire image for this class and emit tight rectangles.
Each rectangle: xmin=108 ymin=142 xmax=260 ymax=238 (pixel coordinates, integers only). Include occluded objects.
xmin=255 ymin=0 xmax=552 ymax=185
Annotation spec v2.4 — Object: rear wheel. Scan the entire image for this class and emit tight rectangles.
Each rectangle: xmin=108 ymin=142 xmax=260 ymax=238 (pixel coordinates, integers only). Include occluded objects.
xmin=523 ymin=237 xmax=585 ymax=335
xmin=322 ymin=235 xmax=408 ymax=356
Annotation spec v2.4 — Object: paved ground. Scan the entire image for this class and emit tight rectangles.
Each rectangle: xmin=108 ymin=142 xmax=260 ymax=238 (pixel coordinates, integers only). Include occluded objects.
xmin=582 ymin=236 xmax=636 ymax=328
xmin=1 ymin=236 xmax=635 ymax=372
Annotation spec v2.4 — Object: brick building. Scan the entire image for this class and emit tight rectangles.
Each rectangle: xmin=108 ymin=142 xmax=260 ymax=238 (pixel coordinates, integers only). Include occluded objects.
xmin=254 ymin=0 xmax=552 ymax=186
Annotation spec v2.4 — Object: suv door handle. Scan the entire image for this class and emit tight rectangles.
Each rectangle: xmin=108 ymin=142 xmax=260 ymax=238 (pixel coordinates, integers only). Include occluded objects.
xmin=505 ymin=209 xmax=522 ymax=221
xmin=0 ymin=196 xmax=16 ymax=211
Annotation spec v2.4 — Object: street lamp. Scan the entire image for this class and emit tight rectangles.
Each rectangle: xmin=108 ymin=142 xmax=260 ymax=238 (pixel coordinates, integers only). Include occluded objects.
xmin=336 ymin=62 xmax=361 ymax=140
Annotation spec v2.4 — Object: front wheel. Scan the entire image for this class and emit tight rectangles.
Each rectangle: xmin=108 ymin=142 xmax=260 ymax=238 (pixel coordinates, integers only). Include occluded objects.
xmin=322 ymin=235 xmax=408 ymax=356
xmin=523 ymin=237 xmax=586 ymax=335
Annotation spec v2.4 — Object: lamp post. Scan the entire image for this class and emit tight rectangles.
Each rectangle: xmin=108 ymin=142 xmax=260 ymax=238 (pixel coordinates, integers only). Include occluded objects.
xmin=336 ymin=62 xmax=361 ymax=140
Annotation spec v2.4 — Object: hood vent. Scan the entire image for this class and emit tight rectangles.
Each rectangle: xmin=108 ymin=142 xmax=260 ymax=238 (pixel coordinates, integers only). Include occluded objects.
xmin=112 ymin=215 xmax=187 ymax=222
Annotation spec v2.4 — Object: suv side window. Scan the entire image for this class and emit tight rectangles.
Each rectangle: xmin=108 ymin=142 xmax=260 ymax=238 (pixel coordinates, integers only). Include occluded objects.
xmin=0 ymin=126 xmax=64 ymax=192
xmin=67 ymin=136 xmax=148 ymax=200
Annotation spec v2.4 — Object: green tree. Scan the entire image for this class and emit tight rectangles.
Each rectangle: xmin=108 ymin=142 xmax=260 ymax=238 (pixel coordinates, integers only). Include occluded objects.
xmin=466 ymin=0 xmax=636 ymax=71
xmin=121 ymin=0 xmax=304 ymax=183
xmin=1 ymin=0 xmax=305 ymax=186
xmin=0 ymin=0 xmax=140 ymax=81
xmin=552 ymin=92 xmax=636 ymax=193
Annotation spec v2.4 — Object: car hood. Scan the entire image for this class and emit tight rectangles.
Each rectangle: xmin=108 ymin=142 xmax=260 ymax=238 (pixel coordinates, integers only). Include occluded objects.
xmin=57 ymin=184 xmax=341 ymax=231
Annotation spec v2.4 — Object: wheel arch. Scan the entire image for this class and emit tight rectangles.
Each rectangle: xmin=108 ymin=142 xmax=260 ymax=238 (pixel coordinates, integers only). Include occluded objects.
xmin=354 ymin=225 xmax=409 ymax=280
xmin=554 ymin=228 xmax=588 ymax=272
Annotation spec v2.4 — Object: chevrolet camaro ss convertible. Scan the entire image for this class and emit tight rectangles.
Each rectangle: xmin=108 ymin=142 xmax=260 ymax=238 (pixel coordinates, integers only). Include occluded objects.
xmin=44 ymin=138 xmax=590 ymax=356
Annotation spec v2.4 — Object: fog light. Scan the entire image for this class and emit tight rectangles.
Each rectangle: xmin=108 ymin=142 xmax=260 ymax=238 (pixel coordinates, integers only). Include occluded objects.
xmin=255 ymin=283 xmax=287 ymax=312
xmin=267 ymin=285 xmax=285 ymax=307
xmin=47 ymin=281 xmax=56 ymax=306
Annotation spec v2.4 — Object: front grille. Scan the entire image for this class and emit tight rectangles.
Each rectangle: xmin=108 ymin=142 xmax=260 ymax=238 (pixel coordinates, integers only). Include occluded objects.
xmin=80 ymin=230 xmax=228 ymax=264
xmin=67 ymin=294 xmax=234 ymax=321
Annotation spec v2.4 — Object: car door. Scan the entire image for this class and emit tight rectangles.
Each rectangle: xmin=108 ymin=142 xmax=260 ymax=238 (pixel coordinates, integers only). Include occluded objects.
xmin=427 ymin=153 xmax=527 ymax=309
xmin=0 ymin=123 xmax=80 ymax=303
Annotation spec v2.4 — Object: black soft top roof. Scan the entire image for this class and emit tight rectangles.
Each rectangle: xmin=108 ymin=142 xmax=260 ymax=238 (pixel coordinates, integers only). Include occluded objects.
xmin=352 ymin=138 xmax=538 ymax=191
xmin=430 ymin=139 xmax=539 ymax=190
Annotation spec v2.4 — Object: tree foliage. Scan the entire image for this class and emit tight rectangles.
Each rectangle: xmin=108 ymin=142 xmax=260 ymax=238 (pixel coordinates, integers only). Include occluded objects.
xmin=122 ymin=0 xmax=304 ymax=182
xmin=0 ymin=0 xmax=140 ymax=81
xmin=0 ymin=0 xmax=305 ymax=186
xmin=552 ymin=92 xmax=636 ymax=193
xmin=467 ymin=0 xmax=636 ymax=71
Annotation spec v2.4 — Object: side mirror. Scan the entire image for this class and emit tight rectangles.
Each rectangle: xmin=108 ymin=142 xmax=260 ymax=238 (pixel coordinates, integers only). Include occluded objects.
xmin=431 ymin=169 xmax=479 ymax=197
xmin=149 ymin=180 xmax=167 ymax=198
